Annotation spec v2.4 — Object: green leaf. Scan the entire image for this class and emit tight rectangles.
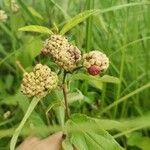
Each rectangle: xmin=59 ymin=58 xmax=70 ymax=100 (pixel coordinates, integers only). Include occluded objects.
xmin=60 ymin=2 xmax=150 ymax=34
xmin=16 ymin=36 xmax=43 ymax=67
xmin=48 ymin=90 xmax=65 ymax=127
xmin=68 ymin=90 xmax=84 ymax=104
xmin=65 ymin=114 xmax=124 ymax=150
xmin=62 ymin=137 xmax=74 ymax=150
xmin=127 ymin=132 xmax=150 ymax=150
xmin=70 ymin=73 xmax=119 ymax=90
xmin=10 ymin=97 xmax=41 ymax=150
xmin=50 ymin=0 xmax=69 ymax=19
xmin=16 ymin=92 xmax=47 ymax=136
xmin=60 ymin=10 xmax=98 ymax=35
xmin=0 ymin=94 xmax=18 ymax=105
xmin=17 ymin=0 xmax=39 ymax=24
xmin=28 ymin=6 xmax=44 ymax=20
xmin=93 ymin=15 xmax=108 ymax=33
xmin=101 ymin=75 xmax=120 ymax=84
xmin=70 ymin=73 xmax=102 ymax=90
xmin=0 ymin=128 xmax=15 ymax=139
xmin=19 ymin=25 xmax=53 ymax=34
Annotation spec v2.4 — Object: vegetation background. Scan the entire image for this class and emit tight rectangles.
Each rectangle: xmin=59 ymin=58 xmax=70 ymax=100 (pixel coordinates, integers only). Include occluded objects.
xmin=0 ymin=0 xmax=150 ymax=150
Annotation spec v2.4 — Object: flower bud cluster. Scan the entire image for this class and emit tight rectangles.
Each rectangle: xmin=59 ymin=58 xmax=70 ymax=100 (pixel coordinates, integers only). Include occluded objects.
xmin=0 ymin=10 xmax=8 ymax=22
xmin=83 ymin=50 xmax=109 ymax=75
xmin=21 ymin=64 xmax=58 ymax=98
xmin=11 ymin=0 xmax=19 ymax=13
xmin=42 ymin=34 xmax=81 ymax=72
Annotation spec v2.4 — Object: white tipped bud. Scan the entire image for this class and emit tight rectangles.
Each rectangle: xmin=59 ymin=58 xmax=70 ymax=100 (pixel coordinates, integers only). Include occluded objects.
xmin=11 ymin=0 xmax=19 ymax=13
xmin=0 ymin=10 xmax=8 ymax=22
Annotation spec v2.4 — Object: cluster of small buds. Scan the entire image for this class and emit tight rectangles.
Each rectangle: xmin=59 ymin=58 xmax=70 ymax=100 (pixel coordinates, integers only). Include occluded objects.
xmin=21 ymin=64 xmax=58 ymax=98
xmin=3 ymin=111 xmax=11 ymax=119
xmin=0 ymin=10 xmax=8 ymax=22
xmin=11 ymin=0 xmax=19 ymax=13
xmin=83 ymin=50 xmax=109 ymax=75
xmin=41 ymin=34 xmax=81 ymax=72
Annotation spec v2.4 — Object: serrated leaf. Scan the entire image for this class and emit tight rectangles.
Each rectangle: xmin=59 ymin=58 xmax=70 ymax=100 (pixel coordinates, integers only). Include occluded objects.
xmin=19 ymin=25 xmax=53 ymax=34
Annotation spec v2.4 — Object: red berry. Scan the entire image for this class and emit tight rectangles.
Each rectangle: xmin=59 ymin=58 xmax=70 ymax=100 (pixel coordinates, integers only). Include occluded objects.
xmin=88 ymin=65 xmax=101 ymax=76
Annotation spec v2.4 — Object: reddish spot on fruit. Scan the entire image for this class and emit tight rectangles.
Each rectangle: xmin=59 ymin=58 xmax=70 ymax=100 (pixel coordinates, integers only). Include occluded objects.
xmin=88 ymin=65 xmax=101 ymax=76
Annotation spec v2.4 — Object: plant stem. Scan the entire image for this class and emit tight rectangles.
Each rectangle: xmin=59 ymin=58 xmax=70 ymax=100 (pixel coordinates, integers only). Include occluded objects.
xmin=16 ymin=61 xmax=26 ymax=73
xmin=101 ymin=83 xmax=106 ymax=110
xmin=62 ymin=71 xmax=70 ymax=119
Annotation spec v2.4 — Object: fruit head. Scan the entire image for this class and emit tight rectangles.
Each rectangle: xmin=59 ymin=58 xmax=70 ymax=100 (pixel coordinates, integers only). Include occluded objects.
xmin=88 ymin=65 xmax=101 ymax=76
xmin=83 ymin=50 xmax=109 ymax=75
xmin=41 ymin=34 xmax=81 ymax=72
xmin=21 ymin=64 xmax=58 ymax=98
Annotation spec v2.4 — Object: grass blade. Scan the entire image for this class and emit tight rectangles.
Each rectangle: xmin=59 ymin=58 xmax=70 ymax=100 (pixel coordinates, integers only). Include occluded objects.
xmin=100 ymin=83 xmax=150 ymax=115
xmin=50 ymin=0 xmax=70 ymax=19
xmin=17 ymin=0 xmax=40 ymax=24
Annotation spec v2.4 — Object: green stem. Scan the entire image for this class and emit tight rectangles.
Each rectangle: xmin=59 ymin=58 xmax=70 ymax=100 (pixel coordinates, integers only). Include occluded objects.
xmin=62 ymin=71 xmax=70 ymax=119
xmin=101 ymin=83 xmax=106 ymax=110
xmin=113 ymin=48 xmax=125 ymax=118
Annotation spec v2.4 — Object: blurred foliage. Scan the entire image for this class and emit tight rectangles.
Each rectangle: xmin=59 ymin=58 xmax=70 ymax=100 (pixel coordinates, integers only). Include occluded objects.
xmin=0 ymin=0 xmax=150 ymax=149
